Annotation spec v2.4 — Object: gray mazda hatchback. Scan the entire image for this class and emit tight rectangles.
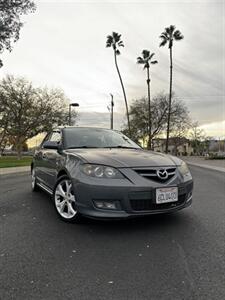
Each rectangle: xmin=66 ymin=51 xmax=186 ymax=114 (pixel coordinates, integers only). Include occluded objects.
xmin=31 ymin=127 xmax=193 ymax=222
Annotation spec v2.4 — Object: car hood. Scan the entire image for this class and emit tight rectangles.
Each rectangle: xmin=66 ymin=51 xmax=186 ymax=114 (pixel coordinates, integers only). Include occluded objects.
xmin=66 ymin=148 xmax=182 ymax=168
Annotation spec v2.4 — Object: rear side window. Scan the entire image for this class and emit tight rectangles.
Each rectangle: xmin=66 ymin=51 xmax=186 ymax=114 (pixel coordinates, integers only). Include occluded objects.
xmin=49 ymin=131 xmax=61 ymax=143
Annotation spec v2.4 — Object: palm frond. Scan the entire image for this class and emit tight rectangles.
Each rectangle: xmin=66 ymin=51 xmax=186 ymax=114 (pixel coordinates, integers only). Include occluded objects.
xmin=112 ymin=31 xmax=118 ymax=38
xmin=106 ymin=40 xmax=112 ymax=47
xmin=106 ymin=35 xmax=113 ymax=43
xmin=159 ymin=38 xmax=167 ymax=47
xmin=142 ymin=49 xmax=150 ymax=59
xmin=173 ymin=30 xmax=184 ymax=40
xmin=165 ymin=25 xmax=175 ymax=36
xmin=170 ymin=25 xmax=176 ymax=32
xmin=112 ymin=31 xmax=121 ymax=43
xmin=137 ymin=50 xmax=157 ymax=69
xmin=106 ymin=35 xmax=113 ymax=47
xmin=118 ymin=40 xmax=124 ymax=47
xmin=151 ymin=60 xmax=158 ymax=64
xmin=149 ymin=52 xmax=155 ymax=60
xmin=160 ymin=32 xmax=169 ymax=39
xmin=117 ymin=34 xmax=122 ymax=41
xmin=137 ymin=57 xmax=144 ymax=64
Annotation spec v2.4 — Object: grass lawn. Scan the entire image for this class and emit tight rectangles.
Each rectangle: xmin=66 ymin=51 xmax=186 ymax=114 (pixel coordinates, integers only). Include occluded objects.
xmin=0 ymin=156 xmax=32 ymax=168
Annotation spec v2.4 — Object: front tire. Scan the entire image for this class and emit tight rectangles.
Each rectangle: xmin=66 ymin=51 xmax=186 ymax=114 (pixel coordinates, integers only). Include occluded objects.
xmin=53 ymin=175 xmax=82 ymax=223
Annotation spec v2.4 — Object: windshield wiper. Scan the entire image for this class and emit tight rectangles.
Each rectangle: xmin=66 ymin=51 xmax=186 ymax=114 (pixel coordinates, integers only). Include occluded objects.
xmin=66 ymin=146 xmax=100 ymax=149
xmin=103 ymin=146 xmax=139 ymax=149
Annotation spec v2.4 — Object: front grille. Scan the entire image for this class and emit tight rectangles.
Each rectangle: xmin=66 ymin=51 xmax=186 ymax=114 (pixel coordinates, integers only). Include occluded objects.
xmin=133 ymin=167 xmax=176 ymax=183
xmin=130 ymin=194 xmax=186 ymax=211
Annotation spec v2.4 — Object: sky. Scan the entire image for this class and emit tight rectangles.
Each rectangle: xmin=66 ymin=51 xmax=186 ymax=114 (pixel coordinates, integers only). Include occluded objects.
xmin=0 ymin=0 xmax=224 ymax=138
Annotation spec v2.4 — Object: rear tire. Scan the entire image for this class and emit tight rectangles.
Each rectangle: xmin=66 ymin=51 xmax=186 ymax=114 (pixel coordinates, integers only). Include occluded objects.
xmin=53 ymin=175 xmax=82 ymax=223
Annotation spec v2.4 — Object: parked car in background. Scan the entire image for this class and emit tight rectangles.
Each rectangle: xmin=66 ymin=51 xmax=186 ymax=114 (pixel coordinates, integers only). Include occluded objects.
xmin=31 ymin=127 xmax=193 ymax=222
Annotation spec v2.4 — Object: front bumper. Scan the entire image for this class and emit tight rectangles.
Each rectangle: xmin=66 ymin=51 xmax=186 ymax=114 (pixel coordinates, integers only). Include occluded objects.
xmin=72 ymin=177 xmax=193 ymax=219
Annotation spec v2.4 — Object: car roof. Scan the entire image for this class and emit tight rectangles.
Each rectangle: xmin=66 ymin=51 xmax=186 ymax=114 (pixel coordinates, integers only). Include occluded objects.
xmin=56 ymin=126 xmax=116 ymax=131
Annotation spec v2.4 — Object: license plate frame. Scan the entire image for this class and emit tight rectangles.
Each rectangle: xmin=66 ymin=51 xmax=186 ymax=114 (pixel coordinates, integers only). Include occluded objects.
xmin=156 ymin=187 xmax=178 ymax=204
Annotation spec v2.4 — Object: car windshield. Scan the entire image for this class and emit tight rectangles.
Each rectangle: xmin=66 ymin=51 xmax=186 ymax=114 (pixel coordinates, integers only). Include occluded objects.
xmin=64 ymin=128 xmax=141 ymax=149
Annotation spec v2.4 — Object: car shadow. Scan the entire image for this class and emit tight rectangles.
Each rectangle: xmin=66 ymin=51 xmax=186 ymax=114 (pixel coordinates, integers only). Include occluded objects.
xmin=31 ymin=188 xmax=193 ymax=235
xmin=72 ymin=210 xmax=194 ymax=238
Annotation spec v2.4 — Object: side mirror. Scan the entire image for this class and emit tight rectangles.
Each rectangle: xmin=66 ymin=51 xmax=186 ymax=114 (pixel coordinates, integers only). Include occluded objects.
xmin=42 ymin=141 xmax=59 ymax=149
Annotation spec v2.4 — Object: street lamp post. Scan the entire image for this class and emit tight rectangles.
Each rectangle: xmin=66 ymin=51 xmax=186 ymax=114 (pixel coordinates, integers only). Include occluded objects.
xmin=69 ymin=103 xmax=79 ymax=126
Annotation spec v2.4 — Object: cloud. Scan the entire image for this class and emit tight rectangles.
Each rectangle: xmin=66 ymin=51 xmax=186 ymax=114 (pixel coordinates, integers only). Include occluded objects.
xmin=76 ymin=111 xmax=125 ymax=130
xmin=0 ymin=0 xmax=224 ymax=136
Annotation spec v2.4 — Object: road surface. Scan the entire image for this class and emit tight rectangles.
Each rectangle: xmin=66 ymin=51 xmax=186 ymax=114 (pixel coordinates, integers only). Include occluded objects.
xmin=0 ymin=166 xmax=224 ymax=300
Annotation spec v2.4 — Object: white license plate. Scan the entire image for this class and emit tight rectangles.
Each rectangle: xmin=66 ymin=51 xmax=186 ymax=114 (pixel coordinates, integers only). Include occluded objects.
xmin=156 ymin=187 xmax=178 ymax=204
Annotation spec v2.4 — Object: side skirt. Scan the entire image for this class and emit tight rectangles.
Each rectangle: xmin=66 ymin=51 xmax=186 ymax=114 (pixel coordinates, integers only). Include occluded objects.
xmin=36 ymin=182 xmax=53 ymax=195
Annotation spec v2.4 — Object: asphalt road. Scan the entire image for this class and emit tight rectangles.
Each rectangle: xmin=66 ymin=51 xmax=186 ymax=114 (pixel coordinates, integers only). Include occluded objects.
xmin=0 ymin=166 xmax=224 ymax=300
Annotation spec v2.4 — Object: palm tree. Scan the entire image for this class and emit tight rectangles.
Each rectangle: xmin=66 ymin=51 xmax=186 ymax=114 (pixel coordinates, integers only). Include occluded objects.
xmin=159 ymin=25 xmax=184 ymax=153
xmin=137 ymin=50 xmax=158 ymax=149
xmin=106 ymin=32 xmax=131 ymax=136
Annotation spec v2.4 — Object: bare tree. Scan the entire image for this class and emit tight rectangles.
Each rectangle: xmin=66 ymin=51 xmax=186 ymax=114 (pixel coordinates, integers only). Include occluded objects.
xmin=0 ymin=75 xmax=77 ymax=158
xmin=0 ymin=0 xmax=36 ymax=67
xmin=122 ymin=93 xmax=190 ymax=147
xmin=189 ymin=121 xmax=206 ymax=155
xmin=169 ymin=120 xmax=191 ymax=155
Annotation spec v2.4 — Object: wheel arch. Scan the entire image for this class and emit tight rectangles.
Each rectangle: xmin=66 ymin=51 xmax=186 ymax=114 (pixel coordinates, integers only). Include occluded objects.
xmin=57 ymin=169 xmax=69 ymax=179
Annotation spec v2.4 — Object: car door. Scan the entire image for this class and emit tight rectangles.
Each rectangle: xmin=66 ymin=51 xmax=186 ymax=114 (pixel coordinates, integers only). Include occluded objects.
xmin=34 ymin=133 xmax=51 ymax=184
xmin=41 ymin=130 xmax=62 ymax=189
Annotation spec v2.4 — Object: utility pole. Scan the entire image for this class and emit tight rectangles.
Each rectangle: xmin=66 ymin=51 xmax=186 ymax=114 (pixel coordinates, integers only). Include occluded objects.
xmin=107 ymin=94 xmax=114 ymax=129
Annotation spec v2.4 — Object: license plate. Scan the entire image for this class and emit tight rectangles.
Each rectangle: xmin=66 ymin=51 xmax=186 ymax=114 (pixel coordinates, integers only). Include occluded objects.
xmin=156 ymin=187 xmax=178 ymax=204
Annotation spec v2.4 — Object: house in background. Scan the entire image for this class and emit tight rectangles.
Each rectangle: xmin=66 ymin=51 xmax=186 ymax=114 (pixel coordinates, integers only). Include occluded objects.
xmin=152 ymin=138 xmax=194 ymax=156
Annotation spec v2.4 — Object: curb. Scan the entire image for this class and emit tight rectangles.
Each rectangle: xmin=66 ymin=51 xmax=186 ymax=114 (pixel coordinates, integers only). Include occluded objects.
xmin=186 ymin=162 xmax=225 ymax=173
xmin=0 ymin=166 xmax=30 ymax=176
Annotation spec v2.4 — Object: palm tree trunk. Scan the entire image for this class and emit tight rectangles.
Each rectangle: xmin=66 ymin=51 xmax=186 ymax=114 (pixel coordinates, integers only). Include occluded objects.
xmin=165 ymin=46 xmax=173 ymax=153
xmin=146 ymin=67 xmax=151 ymax=150
xmin=114 ymin=50 xmax=131 ymax=136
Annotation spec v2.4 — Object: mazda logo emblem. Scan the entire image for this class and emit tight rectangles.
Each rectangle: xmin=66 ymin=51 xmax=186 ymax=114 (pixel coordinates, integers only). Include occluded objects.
xmin=157 ymin=169 xmax=168 ymax=179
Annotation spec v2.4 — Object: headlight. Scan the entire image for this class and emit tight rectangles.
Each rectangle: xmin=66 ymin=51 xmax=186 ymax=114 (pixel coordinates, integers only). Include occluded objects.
xmin=81 ymin=164 xmax=124 ymax=179
xmin=178 ymin=161 xmax=192 ymax=181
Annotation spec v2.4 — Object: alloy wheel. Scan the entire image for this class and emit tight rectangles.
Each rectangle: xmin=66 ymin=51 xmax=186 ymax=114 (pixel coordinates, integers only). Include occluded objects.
xmin=54 ymin=179 xmax=77 ymax=219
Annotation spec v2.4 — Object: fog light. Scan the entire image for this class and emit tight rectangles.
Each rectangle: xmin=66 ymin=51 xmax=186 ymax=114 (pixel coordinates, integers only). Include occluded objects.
xmin=105 ymin=202 xmax=116 ymax=209
xmin=93 ymin=200 xmax=117 ymax=210
xmin=94 ymin=201 xmax=105 ymax=208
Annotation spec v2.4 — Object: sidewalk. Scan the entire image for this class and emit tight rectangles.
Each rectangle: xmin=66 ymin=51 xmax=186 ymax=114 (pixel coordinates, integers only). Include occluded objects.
xmin=0 ymin=166 xmax=30 ymax=176
xmin=181 ymin=156 xmax=225 ymax=173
